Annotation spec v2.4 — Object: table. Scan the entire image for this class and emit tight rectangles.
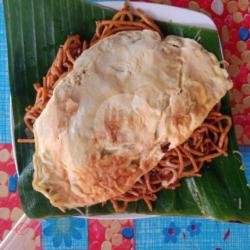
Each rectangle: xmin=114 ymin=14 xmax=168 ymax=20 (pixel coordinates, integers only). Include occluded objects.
xmin=1 ymin=0 xmax=250 ymax=249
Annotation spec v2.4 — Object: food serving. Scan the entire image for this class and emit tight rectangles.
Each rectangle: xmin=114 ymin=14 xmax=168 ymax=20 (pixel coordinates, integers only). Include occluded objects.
xmin=18 ymin=3 xmax=233 ymax=213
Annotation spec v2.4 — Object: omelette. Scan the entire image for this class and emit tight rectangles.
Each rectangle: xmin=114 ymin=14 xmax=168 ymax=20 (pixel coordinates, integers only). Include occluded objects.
xmin=32 ymin=30 xmax=232 ymax=211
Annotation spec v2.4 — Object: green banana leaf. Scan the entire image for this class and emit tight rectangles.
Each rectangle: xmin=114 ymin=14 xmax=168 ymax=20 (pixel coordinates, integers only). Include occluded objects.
xmin=4 ymin=0 xmax=250 ymax=221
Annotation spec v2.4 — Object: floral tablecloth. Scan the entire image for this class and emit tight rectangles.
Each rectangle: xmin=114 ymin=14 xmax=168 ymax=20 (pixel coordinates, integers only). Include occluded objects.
xmin=1 ymin=0 xmax=250 ymax=249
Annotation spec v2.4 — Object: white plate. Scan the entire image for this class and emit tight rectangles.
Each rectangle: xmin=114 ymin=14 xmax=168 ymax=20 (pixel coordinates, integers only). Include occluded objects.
xmin=11 ymin=1 xmax=219 ymax=220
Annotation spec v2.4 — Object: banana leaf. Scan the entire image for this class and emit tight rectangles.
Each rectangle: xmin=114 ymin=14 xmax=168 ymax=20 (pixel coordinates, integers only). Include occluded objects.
xmin=4 ymin=0 xmax=250 ymax=221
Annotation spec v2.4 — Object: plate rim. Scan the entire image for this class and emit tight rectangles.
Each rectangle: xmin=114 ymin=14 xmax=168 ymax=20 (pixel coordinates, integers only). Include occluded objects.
xmin=98 ymin=1 xmax=217 ymax=30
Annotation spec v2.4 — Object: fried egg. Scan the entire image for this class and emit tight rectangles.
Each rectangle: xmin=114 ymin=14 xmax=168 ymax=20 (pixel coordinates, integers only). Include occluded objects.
xmin=32 ymin=30 xmax=232 ymax=210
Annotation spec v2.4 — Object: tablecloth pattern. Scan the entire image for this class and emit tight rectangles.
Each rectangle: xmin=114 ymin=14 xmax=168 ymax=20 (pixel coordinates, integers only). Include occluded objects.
xmin=1 ymin=0 xmax=250 ymax=249
xmin=0 ymin=0 xmax=10 ymax=144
